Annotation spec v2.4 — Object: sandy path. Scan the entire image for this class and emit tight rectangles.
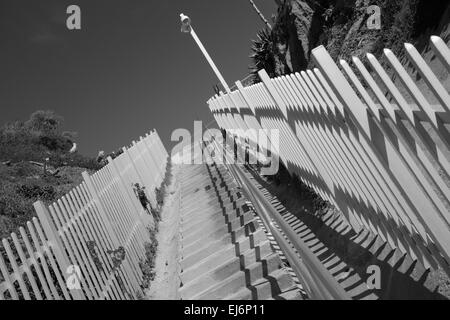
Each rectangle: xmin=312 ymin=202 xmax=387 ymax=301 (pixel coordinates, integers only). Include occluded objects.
xmin=145 ymin=165 xmax=182 ymax=300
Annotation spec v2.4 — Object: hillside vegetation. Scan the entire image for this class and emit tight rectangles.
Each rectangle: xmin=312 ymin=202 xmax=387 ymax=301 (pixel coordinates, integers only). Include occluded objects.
xmin=251 ymin=0 xmax=450 ymax=80
xmin=0 ymin=111 xmax=101 ymax=239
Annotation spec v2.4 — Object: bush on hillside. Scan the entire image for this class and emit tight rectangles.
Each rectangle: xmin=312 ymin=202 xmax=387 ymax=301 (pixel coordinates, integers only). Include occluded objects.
xmin=0 ymin=110 xmax=101 ymax=239
xmin=0 ymin=110 xmax=100 ymax=170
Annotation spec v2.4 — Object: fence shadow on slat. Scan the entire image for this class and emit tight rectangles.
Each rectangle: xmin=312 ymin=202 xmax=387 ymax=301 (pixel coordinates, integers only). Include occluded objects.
xmin=208 ymin=36 xmax=450 ymax=284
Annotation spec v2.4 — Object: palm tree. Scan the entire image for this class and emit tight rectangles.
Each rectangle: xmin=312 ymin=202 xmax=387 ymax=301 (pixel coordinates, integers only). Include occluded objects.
xmin=249 ymin=27 xmax=275 ymax=83
xmin=249 ymin=0 xmax=272 ymax=30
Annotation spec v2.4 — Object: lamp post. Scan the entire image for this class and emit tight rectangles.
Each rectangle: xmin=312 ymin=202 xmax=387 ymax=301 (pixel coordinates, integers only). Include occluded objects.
xmin=180 ymin=13 xmax=231 ymax=94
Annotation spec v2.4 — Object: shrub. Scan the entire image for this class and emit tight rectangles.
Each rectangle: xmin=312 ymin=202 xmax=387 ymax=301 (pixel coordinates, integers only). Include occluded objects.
xmin=24 ymin=110 xmax=63 ymax=136
xmin=38 ymin=134 xmax=72 ymax=152
xmin=0 ymin=189 xmax=35 ymax=239
xmin=155 ymin=187 xmax=165 ymax=207
xmin=0 ymin=110 xmax=77 ymax=163
xmin=250 ymin=27 xmax=276 ymax=83
xmin=0 ymin=108 xmax=100 ymax=238
xmin=86 ymin=240 xmax=104 ymax=272
xmin=139 ymin=227 xmax=159 ymax=290
xmin=49 ymin=153 xmax=102 ymax=171
xmin=0 ymin=184 xmax=33 ymax=218
xmin=0 ymin=110 xmax=99 ymax=170
xmin=15 ymin=183 xmax=56 ymax=201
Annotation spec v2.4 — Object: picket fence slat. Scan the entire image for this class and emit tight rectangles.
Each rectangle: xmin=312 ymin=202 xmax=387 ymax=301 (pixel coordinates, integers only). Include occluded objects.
xmin=0 ymin=131 xmax=167 ymax=299
xmin=69 ymin=187 xmax=123 ymax=299
xmin=17 ymin=226 xmax=53 ymax=299
xmin=77 ymin=182 xmax=135 ymax=298
xmin=209 ymin=36 xmax=450 ymax=276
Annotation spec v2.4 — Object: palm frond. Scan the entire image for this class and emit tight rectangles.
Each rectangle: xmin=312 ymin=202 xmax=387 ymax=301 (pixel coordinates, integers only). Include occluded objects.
xmin=249 ymin=27 xmax=275 ymax=83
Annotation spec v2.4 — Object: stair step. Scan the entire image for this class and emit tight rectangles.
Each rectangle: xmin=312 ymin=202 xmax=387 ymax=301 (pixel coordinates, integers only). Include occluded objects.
xmin=180 ymin=257 xmax=242 ymax=299
xmin=182 ymin=230 xmax=231 ymax=257
xmin=184 ymin=220 xmax=261 ymax=254
xmin=180 ymin=240 xmax=274 ymax=298
xmin=182 ymin=214 xmax=228 ymax=237
xmin=182 ymin=229 xmax=268 ymax=278
xmin=239 ymin=240 xmax=273 ymax=267
xmin=273 ymin=287 xmax=303 ymax=300
xmin=193 ymin=253 xmax=283 ymax=300
xmin=224 ymin=278 xmax=274 ymax=300
xmin=223 ymin=268 xmax=300 ymax=300
xmin=181 ymin=235 xmax=234 ymax=270
xmin=182 ymin=199 xmax=246 ymax=219
xmin=181 ymin=203 xmax=248 ymax=232
xmin=182 ymin=211 xmax=256 ymax=246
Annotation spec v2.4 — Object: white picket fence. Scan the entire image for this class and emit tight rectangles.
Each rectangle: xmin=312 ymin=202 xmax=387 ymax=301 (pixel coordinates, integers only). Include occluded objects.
xmin=0 ymin=130 xmax=168 ymax=300
xmin=208 ymin=36 xmax=450 ymax=275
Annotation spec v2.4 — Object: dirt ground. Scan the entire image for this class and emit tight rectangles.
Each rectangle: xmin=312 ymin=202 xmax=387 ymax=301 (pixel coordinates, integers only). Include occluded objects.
xmin=144 ymin=165 xmax=182 ymax=300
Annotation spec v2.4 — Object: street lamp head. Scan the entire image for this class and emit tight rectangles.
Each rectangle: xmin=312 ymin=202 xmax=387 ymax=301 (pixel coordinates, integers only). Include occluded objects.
xmin=180 ymin=13 xmax=192 ymax=33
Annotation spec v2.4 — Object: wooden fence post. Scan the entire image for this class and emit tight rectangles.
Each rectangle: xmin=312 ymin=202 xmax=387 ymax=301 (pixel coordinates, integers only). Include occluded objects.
xmin=141 ymin=136 xmax=163 ymax=186
xmin=33 ymin=201 xmax=86 ymax=300
xmin=107 ymin=156 xmax=152 ymax=227
xmin=82 ymin=171 xmax=142 ymax=297
xmin=122 ymin=146 xmax=157 ymax=207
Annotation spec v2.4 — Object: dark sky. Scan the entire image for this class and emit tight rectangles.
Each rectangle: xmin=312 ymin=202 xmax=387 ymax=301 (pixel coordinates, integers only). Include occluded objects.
xmin=0 ymin=0 xmax=277 ymax=156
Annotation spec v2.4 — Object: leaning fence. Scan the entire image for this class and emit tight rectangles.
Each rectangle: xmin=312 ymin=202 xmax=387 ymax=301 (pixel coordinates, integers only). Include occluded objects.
xmin=208 ymin=36 xmax=450 ymax=276
xmin=0 ymin=130 xmax=168 ymax=300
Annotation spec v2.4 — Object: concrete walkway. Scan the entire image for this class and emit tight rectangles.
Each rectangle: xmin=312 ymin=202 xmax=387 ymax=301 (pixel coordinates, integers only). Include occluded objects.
xmin=145 ymin=165 xmax=182 ymax=300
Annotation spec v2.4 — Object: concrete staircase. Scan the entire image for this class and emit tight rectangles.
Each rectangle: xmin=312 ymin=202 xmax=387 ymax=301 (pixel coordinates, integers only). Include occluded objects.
xmin=178 ymin=162 xmax=303 ymax=300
